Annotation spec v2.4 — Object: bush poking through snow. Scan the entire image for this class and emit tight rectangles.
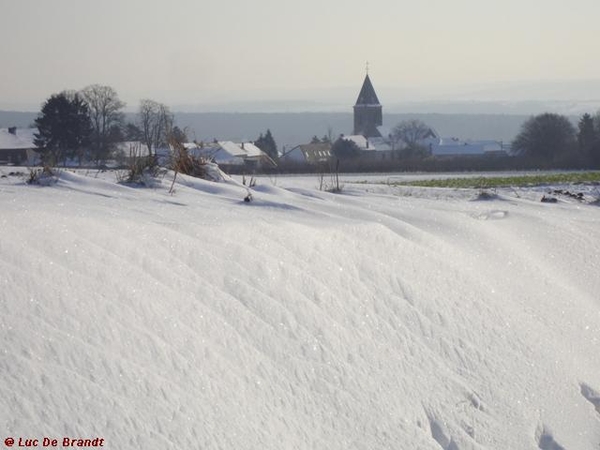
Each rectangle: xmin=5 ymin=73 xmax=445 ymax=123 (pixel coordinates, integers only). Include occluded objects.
xmin=27 ymin=166 xmax=61 ymax=186
xmin=318 ymin=159 xmax=343 ymax=193
xmin=550 ymin=189 xmax=585 ymax=201
xmin=116 ymin=143 xmax=159 ymax=186
xmin=589 ymin=187 xmax=600 ymax=205
xmin=473 ymin=190 xmax=498 ymax=201
xmin=242 ymin=175 xmax=256 ymax=187
xmin=541 ymin=195 xmax=558 ymax=203
xmin=167 ymin=138 xmax=224 ymax=193
xmin=170 ymin=139 xmax=209 ymax=179
xmin=325 ymin=183 xmax=343 ymax=194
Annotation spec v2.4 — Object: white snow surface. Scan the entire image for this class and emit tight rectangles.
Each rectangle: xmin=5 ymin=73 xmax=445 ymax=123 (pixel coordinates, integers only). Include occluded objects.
xmin=1 ymin=168 xmax=600 ymax=449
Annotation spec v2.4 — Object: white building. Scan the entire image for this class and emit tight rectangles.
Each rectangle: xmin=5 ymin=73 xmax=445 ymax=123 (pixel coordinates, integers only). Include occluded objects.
xmin=279 ymin=143 xmax=331 ymax=165
xmin=187 ymin=141 xmax=276 ymax=170
xmin=0 ymin=127 xmax=38 ymax=165
xmin=428 ymin=137 xmax=506 ymax=157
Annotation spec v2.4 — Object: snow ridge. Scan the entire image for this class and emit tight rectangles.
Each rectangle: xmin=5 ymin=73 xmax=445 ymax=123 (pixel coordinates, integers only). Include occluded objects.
xmin=1 ymin=170 xmax=600 ymax=449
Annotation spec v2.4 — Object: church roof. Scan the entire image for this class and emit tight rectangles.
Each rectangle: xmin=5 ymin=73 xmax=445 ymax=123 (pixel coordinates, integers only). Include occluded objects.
xmin=354 ymin=74 xmax=380 ymax=106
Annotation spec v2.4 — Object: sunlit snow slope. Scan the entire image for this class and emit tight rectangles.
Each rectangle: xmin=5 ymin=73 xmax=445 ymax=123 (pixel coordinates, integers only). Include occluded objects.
xmin=1 ymin=170 xmax=600 ymax=449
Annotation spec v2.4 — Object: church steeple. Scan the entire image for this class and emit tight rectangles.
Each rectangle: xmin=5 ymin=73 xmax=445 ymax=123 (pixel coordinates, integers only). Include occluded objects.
xmin=354 ymin=74 xmax=380 ymax=106
xmin=353 ymin=71 xmax=382 ymax=137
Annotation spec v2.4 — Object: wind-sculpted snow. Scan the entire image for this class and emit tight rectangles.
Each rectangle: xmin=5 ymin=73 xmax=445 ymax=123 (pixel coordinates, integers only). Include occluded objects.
xmin=1 ymin=170 xmax=600 ymax=449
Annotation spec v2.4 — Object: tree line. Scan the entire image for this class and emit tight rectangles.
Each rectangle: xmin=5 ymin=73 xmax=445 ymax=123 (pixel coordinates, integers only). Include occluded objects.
xmin=33 ymin=85 xmax=280 ymax=168
xmin=33 ymin=84 xmax=600 ymax=171
xmin=512 ymin=112 xmax=600 ymax=168
xmin=326 ymin=113 xmax=600 ymax=170
xmin=33 ymin=85 xmax=186 ymax=166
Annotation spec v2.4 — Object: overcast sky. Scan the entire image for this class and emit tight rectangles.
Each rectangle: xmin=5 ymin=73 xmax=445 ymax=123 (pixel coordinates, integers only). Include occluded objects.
xmin=1 ymin=0 xmax=600 ymax=110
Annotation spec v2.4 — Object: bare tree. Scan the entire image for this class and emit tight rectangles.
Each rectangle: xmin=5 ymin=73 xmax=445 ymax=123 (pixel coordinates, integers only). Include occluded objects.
xmin=81 ymin=84 xmax=125 ymax=163
xmin=138 ymin=99 xmax=173 ymax=158
xmin=392 ymin=119 xmax=435 ymax=148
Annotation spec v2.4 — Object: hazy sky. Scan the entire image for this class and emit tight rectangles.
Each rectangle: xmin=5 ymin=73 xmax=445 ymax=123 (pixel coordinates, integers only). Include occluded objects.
xmin=1 ymin=0 xmax=600 ymax=110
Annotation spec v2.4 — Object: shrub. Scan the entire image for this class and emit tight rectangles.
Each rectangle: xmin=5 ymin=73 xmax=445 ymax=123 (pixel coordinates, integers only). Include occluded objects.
xmin=170 ymin=139 xmax=209 ymax=179
xmin=27 ymin=166 xmax=60 ymax=186
xmin=167 ymin=138 xmax=225 ymax=193
xmin=473 ymin=190 xmax=498 ymax=201
xmin=116 ymin=143 xmax=159 ymax=186
xmin=331 ymin=137 xmax=361 ymax=158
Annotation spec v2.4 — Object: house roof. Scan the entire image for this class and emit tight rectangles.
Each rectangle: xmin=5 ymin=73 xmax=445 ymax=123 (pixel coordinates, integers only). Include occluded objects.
xmin=429 ymin=139 xmax=503 ymax=156
xmin=354 ymin=74 xmax=381 ymax=106
xmin=0 ymin=128 xmax=37 ymax=150
xmin=342 ymin=135 xmax=391 ymax=151
xmin=189 ymin=141 xmax=244 ymax=165
xmin=343 ymin=135 xmax=368 ymax=148
xmin=300 ymin=143 xmax=331 ymax=162
xmin=236 ymin=142 xmax=264 ymax=159
xmin=431 ymin=144 xmax=485 ymax=156
xmin=216 ymin=141 xmax=245 ymax=158
xmin=366 ymin=137 xmax=391 ymax=151
xmin=282 ymin=143 xmax=331 ymax=163
xmin=239 ymin=142 xmax=277 ymax=167
xmin=187 ymin=141 xmax=277 ymax=167
xmin=376 ymin=126 xmax=393 ymax=139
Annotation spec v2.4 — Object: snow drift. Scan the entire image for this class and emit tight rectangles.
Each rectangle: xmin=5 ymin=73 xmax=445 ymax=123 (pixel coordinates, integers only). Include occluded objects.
xmin=1 ymin=169 xmax=599 ymax=449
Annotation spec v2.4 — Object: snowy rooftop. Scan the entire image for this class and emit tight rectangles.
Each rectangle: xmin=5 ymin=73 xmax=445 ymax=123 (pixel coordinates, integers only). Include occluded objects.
xmin=237 ymin=142 xmax=263 ymax=158
xmin=217 ymin=140 xmax=246 ymax=157
xmin=342 ymin=134 xmax=368 ymax=148
xmin=342 ymin=134 xmax=391 ymax=151
xmin=0 ymin=127 xmax=36 ymax=149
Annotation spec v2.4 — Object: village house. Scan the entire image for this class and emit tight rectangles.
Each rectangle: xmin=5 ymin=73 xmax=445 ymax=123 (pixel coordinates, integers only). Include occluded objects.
xmin=0 ymin=127 xmax=39 ymax=165
xmin=186 ymin=141 xmax=277 ymax=171
xmin=279 ymin=142 xmax=332 ymax=166
xmin=428 ymin=138 xmax=506 ymax=157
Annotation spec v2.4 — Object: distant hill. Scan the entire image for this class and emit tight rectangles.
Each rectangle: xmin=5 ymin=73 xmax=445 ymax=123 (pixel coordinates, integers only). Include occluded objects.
xmin=1 ymin=110 xmax=536 ymax=151
xmin=0 ymin=111 xmax=37 ymax=129
xmin=173 ymin=112 xmax=531 ymax=151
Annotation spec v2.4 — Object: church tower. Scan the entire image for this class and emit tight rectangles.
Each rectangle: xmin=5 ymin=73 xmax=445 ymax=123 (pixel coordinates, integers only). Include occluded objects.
xmin=353 ymin=71 xmax=382 ymax=138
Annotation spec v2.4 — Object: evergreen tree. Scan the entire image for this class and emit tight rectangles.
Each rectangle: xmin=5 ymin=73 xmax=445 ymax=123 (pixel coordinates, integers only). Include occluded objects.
xmin=255 ymin=129 xmax=278 ymax=160
xmin=578 ymin=113 xmax=600 ymax=167
xmin=578 ymin=114 xmax=595 ymax=150
xmin=68 ymin=94 xmax=93 ymax=165
xmin=34 ymin=92 xmax=92 ymax=166
xmin=593 ymin=112 xmax=600 ymax=167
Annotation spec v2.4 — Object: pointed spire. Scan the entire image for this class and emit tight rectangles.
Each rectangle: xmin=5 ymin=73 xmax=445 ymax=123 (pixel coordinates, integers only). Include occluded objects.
xmin=353 ymin=66 xmax=383 ymax=137
xmin=354 ymin=73 xmax=380 ymax=106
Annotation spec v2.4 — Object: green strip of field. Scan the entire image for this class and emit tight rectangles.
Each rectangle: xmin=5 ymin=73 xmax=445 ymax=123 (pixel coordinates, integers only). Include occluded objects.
xmin=388 ymin=172 xmax=600 ymax=189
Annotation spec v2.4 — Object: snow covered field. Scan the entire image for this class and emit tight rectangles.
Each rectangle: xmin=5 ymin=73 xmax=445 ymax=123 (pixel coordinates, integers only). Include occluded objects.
xmin=1 ymin=168 xmax=599 ymax=449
